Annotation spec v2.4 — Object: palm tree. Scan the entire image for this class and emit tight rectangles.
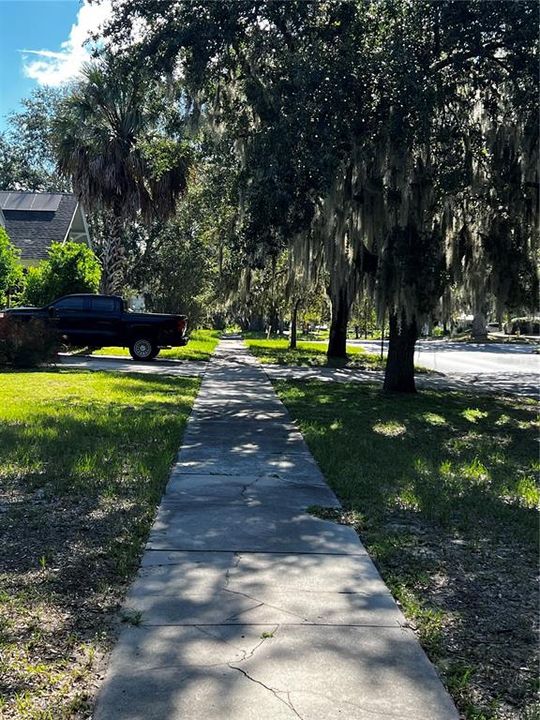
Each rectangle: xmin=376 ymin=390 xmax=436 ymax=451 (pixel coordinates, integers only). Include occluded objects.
xmin=54 ymin=54 xmax=191 ymax=294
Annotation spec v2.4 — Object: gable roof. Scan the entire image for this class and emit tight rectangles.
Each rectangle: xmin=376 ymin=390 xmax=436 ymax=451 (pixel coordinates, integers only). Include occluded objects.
xmin=0 ymin=191 xmax=88 ymax=262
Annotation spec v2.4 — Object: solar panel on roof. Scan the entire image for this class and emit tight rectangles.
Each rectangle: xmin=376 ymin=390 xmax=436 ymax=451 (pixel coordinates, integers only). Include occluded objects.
xmin=0 ymin=192 xmax=13 ymax=210
xmin=30 ymin=194 xmax=62 ymax=211
xmin=0 ymin=192 xmax=62 ymax=212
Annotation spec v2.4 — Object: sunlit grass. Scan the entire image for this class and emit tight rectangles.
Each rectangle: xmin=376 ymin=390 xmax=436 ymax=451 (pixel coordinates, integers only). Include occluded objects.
xmin=372 ymin=420 xmax=407 ymax=436
xmin=92 ymin=328 xmax=221 ymax=361
xmin=245 ymin=336 xmax=430 ymax=372
xmin=0 ymin=370 xmax=200 ymax=718
xmin=0 ymin=371 xmax=199 ymax=496
xmin=244 ymin=336 xmax=385 ymax=368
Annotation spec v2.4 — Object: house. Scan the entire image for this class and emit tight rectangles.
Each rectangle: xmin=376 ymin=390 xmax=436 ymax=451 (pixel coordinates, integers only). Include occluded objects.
xmin=0 ymin=191 xmax=91 ymax=267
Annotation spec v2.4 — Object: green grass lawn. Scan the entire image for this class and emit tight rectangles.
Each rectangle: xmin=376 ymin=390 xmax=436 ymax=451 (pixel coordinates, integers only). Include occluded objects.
xmin=0 ymin=371 xmax=200 ymax=719
xmin=244 ymin=336 xmax=385 ymax=369
xmin=92 ymin=328 xmax=221 ymax=361
xmin=275 ymin=380 xmax=539 ymax=720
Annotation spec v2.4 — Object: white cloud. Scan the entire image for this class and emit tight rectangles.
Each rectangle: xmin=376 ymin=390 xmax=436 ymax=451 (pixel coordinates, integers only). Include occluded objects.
xmin=21 ymin=0 xmax=112 ymax=86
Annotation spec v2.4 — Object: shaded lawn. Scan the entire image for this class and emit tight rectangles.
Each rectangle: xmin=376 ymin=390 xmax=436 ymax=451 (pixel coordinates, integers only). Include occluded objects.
xmin=92 ymin=329 xmax=221 ymax=362
xmin=244 ymin=337 xmax=385 ymax=369
xmin=275 ymin=380 xmax=539 ymax=720
xmin=0 ymin=371 xmax=200 ymax=719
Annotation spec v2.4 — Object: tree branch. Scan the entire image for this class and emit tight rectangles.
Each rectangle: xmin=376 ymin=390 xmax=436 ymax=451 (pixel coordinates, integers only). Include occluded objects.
xmin=430 ymin=43 xmax=505 ymax=73
xmin=354 ymin=243 xmax=378 ymax=277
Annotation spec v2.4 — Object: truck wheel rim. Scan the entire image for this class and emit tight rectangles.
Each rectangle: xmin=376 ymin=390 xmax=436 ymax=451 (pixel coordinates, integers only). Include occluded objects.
xmin=134 ymin=339 xmax=152 ymax=358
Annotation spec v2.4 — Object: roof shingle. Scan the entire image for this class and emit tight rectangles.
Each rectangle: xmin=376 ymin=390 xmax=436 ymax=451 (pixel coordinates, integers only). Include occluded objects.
xmin=0 ymin=192 xmax=79 ymax=261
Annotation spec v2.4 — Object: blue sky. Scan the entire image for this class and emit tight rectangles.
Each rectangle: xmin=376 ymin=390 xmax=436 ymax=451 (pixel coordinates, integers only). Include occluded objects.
xmin=0 ymin=0 xmax=110 ymax=131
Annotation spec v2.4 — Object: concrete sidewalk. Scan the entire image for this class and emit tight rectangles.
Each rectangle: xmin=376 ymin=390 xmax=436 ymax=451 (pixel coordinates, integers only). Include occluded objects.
xmin=94 ymin=338 xmax=458 ymax=720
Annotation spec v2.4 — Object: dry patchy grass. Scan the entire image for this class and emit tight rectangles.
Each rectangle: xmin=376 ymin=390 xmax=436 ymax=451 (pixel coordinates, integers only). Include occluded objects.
xmin=0 ymin=371 xmax=199 ymax=719
xmin=277 ymin=380 xmax=539 ymax=720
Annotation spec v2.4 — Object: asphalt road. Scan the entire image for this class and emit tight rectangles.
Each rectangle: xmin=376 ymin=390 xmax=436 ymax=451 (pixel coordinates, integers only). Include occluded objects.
xmin=349 ymin=339 xmax=539 ymax=396
xmin=354 ymin=339 xmax=539 ymax=375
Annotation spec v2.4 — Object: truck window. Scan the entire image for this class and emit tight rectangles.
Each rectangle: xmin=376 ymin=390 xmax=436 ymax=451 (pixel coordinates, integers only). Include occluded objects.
xmin=53 ymin=297 xmax=85 ymax=310
xmin=91 ymin=297 xmax=117 ymax=313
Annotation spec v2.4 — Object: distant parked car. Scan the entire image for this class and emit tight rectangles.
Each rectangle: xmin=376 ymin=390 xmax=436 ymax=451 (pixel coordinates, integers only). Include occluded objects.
xmin=2 ymin=294 xmax=188 ymax=360
xmin=504 ymin=317 xmax=540 ymax=336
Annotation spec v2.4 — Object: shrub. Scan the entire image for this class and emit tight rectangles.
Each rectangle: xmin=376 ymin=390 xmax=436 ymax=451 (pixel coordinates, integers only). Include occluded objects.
xmin=22 ymin=241 xmax=101 ymax=307
xmin=0 ymin=315 xmax=60 ymax=367
xmin=0 ymin=227 xmax=24 ymax=307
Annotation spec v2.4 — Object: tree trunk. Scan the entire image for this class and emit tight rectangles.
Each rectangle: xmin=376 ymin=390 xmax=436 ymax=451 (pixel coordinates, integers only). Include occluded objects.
xmin=471 ymin=312 xmax=487 ymax=340
xmin=364 ymin=300 xmax=371 ymax=338
xmin=267 ymin=305 xmax=279 ymax=336
xmin=471 ymin=290 xmax=488 ymax=340
xmin=100 ymin=213 xmax=125 ymax=295
xmin=248 ymin=315 xmax=265 ymax=332
xmin=289 ymin=298 xmax=301 ymax=350
xmin=380 ymin=311 xmax=385 ymax=361
xmin=383 ymin=311 xmax=418 ymax=393
xmin=327 ymin=286 xmax=351 ymax=359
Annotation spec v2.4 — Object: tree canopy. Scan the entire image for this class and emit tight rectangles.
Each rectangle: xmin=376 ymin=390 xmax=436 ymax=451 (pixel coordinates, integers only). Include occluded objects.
xmin=0 ymin=1 xmax=536 ymax=387
xmin=0 ymin=88 xmax=69 ymax=192
xmin=104 ymin=0 xmax=539 ymax=390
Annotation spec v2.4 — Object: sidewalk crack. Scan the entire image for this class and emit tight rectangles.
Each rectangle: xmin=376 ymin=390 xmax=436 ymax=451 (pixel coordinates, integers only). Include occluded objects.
xmin=227 ymin=664 xmax=304 ymax=719
xmin=222 ymin=587 xmax=309 ymax=623
xmin=224 ymin=552 xmax=242 ymax=589
xmin=240 ymin=477 xmax=260 ymax=498
xmin=192 ymin=624 xmax=249 ymax=659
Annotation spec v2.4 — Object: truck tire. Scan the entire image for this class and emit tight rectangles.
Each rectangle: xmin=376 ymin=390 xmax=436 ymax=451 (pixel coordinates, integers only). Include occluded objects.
xmin=129 ymin=337 xmax=157 ymax=361
xmin=150 ymin=347 xmax=160 ymax=359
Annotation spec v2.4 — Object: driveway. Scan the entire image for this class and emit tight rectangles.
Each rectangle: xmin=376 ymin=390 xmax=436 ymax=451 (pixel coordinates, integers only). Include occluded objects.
xmin=58 ymin=353 xmax=207 ymax=377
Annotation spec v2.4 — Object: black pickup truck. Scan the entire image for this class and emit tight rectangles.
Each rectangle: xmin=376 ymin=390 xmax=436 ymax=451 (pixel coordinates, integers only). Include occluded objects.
xmin=3 ymin=294 xmax=188 ymax=360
